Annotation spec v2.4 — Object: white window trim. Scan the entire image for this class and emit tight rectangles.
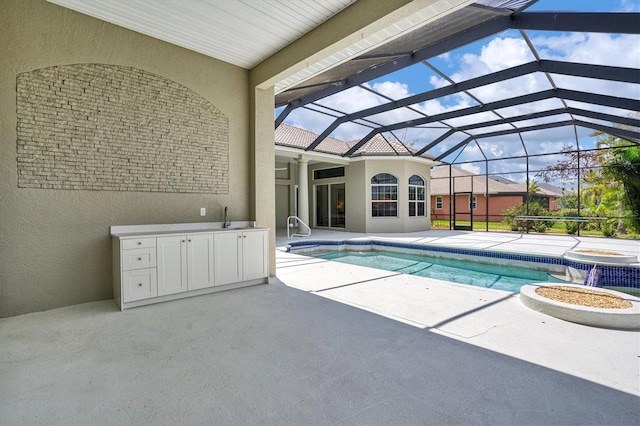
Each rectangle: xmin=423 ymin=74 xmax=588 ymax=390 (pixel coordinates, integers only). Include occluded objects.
xmin=408 ymin=176 xmax=426 ymax=217
xmin=435 ymin=196 xmax=443 ymax=210
xmin=371 ymin=173 xmax=398 ymax=218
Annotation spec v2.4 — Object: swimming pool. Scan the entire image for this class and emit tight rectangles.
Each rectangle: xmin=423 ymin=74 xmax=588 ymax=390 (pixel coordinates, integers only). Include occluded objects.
xmin=310 ymin=249 xmax=565 ymax=292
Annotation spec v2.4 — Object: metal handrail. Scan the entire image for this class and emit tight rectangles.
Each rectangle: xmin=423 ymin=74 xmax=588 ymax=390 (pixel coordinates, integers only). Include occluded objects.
xmin=287 ymin=216 xmax=311 ymax=239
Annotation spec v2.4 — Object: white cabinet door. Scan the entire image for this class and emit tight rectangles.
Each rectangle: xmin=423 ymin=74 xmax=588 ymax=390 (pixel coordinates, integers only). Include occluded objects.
xmin=214 ymin=230 xmax=268 ymax=286
xmin=214 ymin=231 xmax=242 ymax=286
xmin=157 ymin=235 xmax=188 ymax=296
xmin=243 ymin=230 xmax=268 ymax=281
xmin=187 ymin=233 xmax=214 ymax=290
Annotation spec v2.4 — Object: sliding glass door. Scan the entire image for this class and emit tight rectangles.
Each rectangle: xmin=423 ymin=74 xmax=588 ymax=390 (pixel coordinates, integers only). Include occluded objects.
xmin=315 ymin=183 xmax=345 ymax=228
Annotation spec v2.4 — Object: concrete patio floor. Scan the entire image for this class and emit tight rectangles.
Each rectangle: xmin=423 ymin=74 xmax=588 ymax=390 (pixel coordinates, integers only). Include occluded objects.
xmin=1 ymin=230 xmax=639 ymax=424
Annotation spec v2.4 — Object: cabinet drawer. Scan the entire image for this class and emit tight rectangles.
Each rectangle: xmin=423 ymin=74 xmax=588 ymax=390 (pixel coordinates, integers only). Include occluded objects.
xmin=123 ymin=268 xmax=157 ymax=302
xmin=122 ymin=238 xmax=156 ymax=250
xmin=123 ymin=248 xmax=157 ymax=270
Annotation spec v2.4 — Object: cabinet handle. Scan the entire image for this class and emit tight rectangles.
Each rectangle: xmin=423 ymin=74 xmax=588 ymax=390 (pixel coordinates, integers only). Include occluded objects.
xmin=137 ymin=257 xmax=142 ymax=261
xmin=243 ymin=235 xmax=247 ymax=238
xmin=182 ymin=240 xmax=185 ymax=243
xmin=138 ymin=283 xmax=142 ymax=287
xmin=137 ymin=242 xmax=142 ymax=245
xmin=188 ymin=239 xmax=192 ymax=242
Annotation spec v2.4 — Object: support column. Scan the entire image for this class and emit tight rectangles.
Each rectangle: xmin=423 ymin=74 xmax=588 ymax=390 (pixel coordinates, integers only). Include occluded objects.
xmin=252 ymin=86 xmax=276 ymax=275
xmin=297 ymin=157 xmax=310 ymax=226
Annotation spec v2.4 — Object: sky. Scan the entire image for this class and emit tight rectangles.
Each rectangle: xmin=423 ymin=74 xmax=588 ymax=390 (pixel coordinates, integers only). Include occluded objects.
xmin=277 ymin=0 xmax=640 ymax=183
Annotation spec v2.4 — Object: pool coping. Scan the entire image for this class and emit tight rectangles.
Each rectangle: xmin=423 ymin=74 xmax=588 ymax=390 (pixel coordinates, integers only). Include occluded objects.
xmin=520 ymin=283 xmax=640 ymax=330
xmin=285 ymin=239 xmax=640 ymax=289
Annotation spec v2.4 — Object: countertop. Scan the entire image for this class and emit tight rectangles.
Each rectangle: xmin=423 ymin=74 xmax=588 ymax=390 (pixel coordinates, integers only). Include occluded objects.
xmin=111 ymin=221 xmax=266 ymax=238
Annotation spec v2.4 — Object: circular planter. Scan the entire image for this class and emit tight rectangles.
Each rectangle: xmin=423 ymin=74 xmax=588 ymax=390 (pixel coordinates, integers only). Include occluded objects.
xmin=520 ymin=283 xmax=640 ymax=330
xmin=564 ymin=249 xmax=637 ymax=265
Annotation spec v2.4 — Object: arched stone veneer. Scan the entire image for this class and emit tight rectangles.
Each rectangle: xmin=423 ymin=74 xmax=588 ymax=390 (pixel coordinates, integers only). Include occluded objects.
xmin=17 ymin=64 xmax=229 ymax=193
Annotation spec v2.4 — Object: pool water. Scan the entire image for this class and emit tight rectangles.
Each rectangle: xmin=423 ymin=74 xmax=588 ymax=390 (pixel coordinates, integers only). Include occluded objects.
xmin=311 ymin=250 xmax=564 ymax=292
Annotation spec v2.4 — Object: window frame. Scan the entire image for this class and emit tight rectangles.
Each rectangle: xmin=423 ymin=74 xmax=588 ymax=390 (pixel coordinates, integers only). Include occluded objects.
xmin=313 ymin=166 xmax=345 ymax=180
xmin=370 ymin=173 xmax=398 ymax=218
xmin=408 ymin=175 xmax=426 ymax=217
xmin=435 ymin=196 xmax=443 ymax=210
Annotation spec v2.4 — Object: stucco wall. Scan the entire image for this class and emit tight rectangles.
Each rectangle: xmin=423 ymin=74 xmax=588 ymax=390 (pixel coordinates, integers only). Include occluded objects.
xmin=285 ymin=158 xmax=432 ymax=233
xmin=1 ymin=0 xmax=250 ymax=316
xmin=346 ymin=161 xmax=367 ymax=232
xmin=275 ymin=162 xmax=296 ymax=229
xmin=364 ymin=159 xmax=431 ymax=233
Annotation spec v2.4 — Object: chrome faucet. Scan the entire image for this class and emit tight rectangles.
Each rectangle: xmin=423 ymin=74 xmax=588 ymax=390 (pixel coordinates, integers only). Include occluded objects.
xmin=223 ymin=206 xmax=231 ymax=228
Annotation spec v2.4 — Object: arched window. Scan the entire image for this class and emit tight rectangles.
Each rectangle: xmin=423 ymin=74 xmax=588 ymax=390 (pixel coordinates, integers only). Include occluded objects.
xmin=371 ymin=173 xmax=398 ymax=217
xmin=408 ymin=175 xmax=426 ymax=217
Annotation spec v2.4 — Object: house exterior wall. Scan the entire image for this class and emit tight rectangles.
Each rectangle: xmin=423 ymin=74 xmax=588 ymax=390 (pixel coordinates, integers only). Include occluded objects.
xmin=431 ymin=194 xmax=524 ymax=221
xmin=251 ymin=86 xmax=277 ymax=270
xmin=1 ymin=0 xmax=250 ymax=317
xmin=346 ymin=161 xmax=367 ymax=232
xmin=364 ymin=159 xmax=431 ymax=233
xmin=306 ymin=159 xmax=432 ymax=233
xmin=275 ymin=161 xmax=296 ymax=229
xmin=485 ymin=196 xmax=524 ymax=220
xmin=277 ymin=157 xmax=432 ymax=234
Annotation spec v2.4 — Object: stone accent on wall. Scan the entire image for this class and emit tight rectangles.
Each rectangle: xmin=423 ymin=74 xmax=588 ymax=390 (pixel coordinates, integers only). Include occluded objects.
xmin=16 ymin=64 xmax=229 ymax=193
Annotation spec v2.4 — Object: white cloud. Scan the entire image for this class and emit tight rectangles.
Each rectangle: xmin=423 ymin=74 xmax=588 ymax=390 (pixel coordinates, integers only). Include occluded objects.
xmin=533 ymin=33 xmax=640 ymax=68
xmin=619 ymin=0 xmax=640 ymax=12
xmin=371 ymin=81 xmax=410 ymax=99
xmin=460 ymin=162 xmax=481 ymax=174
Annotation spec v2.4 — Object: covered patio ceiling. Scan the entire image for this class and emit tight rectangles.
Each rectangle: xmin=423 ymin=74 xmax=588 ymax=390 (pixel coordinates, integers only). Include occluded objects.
xmin=275 ymin=0 xmax=640 ymax=164
xmin=46 ymin=0 xmax=357 ymax=69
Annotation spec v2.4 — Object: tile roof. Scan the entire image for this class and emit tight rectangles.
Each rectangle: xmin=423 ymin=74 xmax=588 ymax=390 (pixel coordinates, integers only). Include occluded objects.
xmin=430 ymin=166 xmax=564 ymax=196
xmin=351 ymin=134 xmax=415 ymax=156
xmin=275 ymin=124 xmax=434 ymax=158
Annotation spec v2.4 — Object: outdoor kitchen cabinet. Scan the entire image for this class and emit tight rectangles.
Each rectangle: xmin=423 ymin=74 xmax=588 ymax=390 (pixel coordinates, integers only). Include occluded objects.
xmin=213 ymin=229 xmax=269 ymax=286
xmin=112 ymin=225 xmax=269 ymax=310
xmin=156 ymin=233 xmax=214 ymax=295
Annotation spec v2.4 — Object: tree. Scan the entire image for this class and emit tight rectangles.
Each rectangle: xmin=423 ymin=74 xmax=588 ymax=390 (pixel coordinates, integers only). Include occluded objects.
xmin=536 ymin=134 xmax=640 ymax=235
xmin=527 ymin=179 xmax=541 ymax=203
xmin=601 ymin=139 xmax=640 ymax=232
xmin=536 ymin=144 xmax=611 ymax=222
xmin=535 ymin=144 xmax=604 ymax=186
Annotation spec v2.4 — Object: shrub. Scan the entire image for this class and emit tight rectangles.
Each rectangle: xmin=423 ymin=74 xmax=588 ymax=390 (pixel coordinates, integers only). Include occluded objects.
xmin=502 ymin=202 xmax=550 ymax=232
xmin=601 ymin=220 xmax=616 ymax=237
xmin=565 ymin=221 xmax=579 ymax=235
xmin=556 ymin=209 xmax=581 ymax=234
xmin=532 ymin=222 xmax=547 ymax=233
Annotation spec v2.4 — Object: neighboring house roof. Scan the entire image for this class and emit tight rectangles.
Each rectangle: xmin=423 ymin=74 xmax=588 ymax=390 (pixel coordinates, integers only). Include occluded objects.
xmin=537 ymin=182 xmax=568 ymax=196
xmin=275 ymin=123 xmax=434 ymax=159
xmin=430 ymin=167 xmax=564 ymax=197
